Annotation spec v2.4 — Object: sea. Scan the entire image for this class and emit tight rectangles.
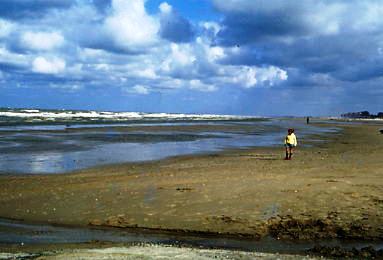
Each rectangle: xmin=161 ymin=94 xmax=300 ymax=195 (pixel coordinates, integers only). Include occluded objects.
xmin=0 ymin=108 xmax=337 ymax=174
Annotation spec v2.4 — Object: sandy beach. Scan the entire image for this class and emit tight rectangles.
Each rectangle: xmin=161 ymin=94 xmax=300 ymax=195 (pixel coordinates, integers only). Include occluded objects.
xmin=0 ymin=121 xmax=383 ymax=259
xmin=0 ymin=121 xmax=382 ymax=257
xmin=0 ymin=244 xmax=325 ymax=259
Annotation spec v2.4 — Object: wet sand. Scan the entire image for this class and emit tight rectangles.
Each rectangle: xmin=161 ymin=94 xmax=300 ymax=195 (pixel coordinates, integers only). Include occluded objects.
xmin=0 ymin=122 xmax=382 ymax=242
xmin=0 ymin=244 xmax=324 ymax=259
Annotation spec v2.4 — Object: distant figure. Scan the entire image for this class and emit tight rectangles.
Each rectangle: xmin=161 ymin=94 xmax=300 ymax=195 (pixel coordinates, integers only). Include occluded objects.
xmin=284 ymin=128 xmax=297 ymax=160
xmin=306 ymin=117 xmax=310 ymax=124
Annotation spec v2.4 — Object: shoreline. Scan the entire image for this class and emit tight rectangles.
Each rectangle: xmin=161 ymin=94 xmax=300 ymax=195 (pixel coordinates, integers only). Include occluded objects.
xmin=0 ymin=117 xmax=294 ymax=175
xmin=0 ymin=122 xmax=382 ymax=251
xmin=1 ymin=217 xmax=382 ymax=259
xmin=0 ymin=120 xmax=338 ymax=177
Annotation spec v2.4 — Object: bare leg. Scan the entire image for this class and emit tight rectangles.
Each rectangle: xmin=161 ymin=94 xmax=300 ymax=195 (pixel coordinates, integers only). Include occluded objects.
xmin=289 ymin=147 xmax=293 ymax=159
xmin=285 ymin=146 xmax=289 ymax=159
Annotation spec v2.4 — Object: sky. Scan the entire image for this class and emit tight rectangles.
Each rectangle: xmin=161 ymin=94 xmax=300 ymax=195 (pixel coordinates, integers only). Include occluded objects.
xmin=0 ymin=0 xmax=382 ymax=116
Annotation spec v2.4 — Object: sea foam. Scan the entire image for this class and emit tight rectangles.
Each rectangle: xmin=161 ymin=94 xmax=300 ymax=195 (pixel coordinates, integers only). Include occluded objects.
xmin=0 ymin=108 xmax=258 ymax=121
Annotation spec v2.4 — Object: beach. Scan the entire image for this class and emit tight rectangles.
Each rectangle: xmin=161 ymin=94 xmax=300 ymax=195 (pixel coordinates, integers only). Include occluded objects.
xmin=3 ymin=0 xmax=383 ymax=257
xmin=0 ymin=244 xmax=325 ymax=259
xmin=0 ymin=120 xmax=382 ymax=258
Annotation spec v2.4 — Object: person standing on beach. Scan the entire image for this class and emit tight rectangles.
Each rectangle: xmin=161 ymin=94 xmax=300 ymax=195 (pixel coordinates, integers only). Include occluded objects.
xmin=284 ymin=128 xmax=297 ymax=160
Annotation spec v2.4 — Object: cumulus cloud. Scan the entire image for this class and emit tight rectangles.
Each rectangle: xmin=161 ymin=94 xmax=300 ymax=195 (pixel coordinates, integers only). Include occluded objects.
xmin=0 ymin=0 xmax=292 ymax=94
xmin=0 ymin=46 xmax=29 ymax=69
xmin=221 ymin=65 xmax=288 ymax=88
xmin=189 ymin=79 xmax=217 ymax=92
xmin=160 ymin=43 xmax=197 ymax=76
xmin=211 ymin=0 xmax=383 ymax=83
xmin=213 ymin=0 xmax=383 ymax=44
xmin=32 ymin=56 xmax=66 ymax=74
xmin=196 ymin=37 xmax=225 ymax=62
xmin=159 ymin=2 xmax=172 ymax=14
xmin=20 ymin=31 xmax=64 ymax=51
xmin=1 ymin=0 xmax=382 ymax=115
xmin=124 ymin=84 xmax=150 ymax=95
xmin=157 ymin=37 xmax=287 ymax=88
xmin=135 ymin=68 xmax=158 ymax=79
xmin=0 ymin=19 xmax=14 ymax=38
xmin=168 ymin=43 xmax=196 ymax=66
xmin=103 ymin=0 xmax=159 ymax=51
xmin=257 ymin=66 xmax=288 ymax=86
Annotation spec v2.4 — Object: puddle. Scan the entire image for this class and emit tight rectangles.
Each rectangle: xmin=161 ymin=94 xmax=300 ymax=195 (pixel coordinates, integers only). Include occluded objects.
xmin=0 ymin=218 xmax=381 ymax=255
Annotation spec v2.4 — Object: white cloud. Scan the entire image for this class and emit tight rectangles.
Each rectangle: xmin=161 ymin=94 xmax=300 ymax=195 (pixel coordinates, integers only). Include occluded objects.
xmin=197 ymin=37 xmax=225 ymax=62
xmin=256 ymin=66 xmax=288 ymax=86
xmin=2 ymin=0 xmax=288 ymax=93
xmin=135 ymin=68 xmax=158 ymax=79
xmin=189 ymin=79 xmax=217 ymax=92
xmin=157 ymin=78 xmax=184 ymax=89
xmin=104 ymin=0 xmax=159 ymax=50
xmin=214 ymin=0 xmax=383 ymax=38
xmin=351 ymin=2 xmax=383 ymax=32
xmin=94 ymin=63 xmax=110 ymax=71
xmin=159 ymin=2 xmax=172 ymax=14
xmin=222 ymin=65 xmax=288 ymax=88
xmin=0 ymin=19 xmax=14 ymax=38
xmin=0 ymin=46 xmax=29 ymax=68
xmin=170 ymin=43 xmax=196 ymax=65
xmin=200 ymin=21 xmax=221 ymax=36
xmin=231 ymin=67 xmax=258 ymax=88
xmin=32 ymin=56 xmax=66 ymax=74
xmin=131 ymin=84 xmax=150 ymax=94
xmin=307 ymin=3 xmax=344 ymax=35
xmin=49 ymin=83 xmax=83 ymax=91
xmin=78 ymin=48 xmax=106 ymax=60
xmin=20 ymin=31 xmax=64 ymax=51
xmin=66 ymin=63 xmax=83 ymax=76
xmin=161 ymin=43 xmax=196 ymax=72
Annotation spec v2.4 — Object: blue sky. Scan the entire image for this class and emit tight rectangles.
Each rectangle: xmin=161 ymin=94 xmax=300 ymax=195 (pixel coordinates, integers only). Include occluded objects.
xmin=0 ymin=0 xmax=382 ymax=116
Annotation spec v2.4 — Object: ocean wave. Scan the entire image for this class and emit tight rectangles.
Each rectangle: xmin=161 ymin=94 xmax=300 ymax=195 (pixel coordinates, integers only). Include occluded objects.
xmin=0 ymin=108 xmax=260 ymax=121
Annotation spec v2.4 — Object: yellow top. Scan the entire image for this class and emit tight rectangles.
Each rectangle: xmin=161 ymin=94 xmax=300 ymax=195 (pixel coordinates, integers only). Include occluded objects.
xmin=285 ymin=133 xmax=297 ymax=146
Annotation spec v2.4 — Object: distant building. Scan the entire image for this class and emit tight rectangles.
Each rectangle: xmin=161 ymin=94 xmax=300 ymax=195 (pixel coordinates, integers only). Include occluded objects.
xmin=341 ymin=111 xmax=383 ymax=119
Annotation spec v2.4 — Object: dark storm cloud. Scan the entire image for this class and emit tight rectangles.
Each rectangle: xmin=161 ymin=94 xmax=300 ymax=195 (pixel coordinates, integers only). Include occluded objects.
xmin=216 ymin=12 xmax=306 ymax=46
xmin=159 ymin=9 xmax=195 ymax=43
xmin=221 ymin=34 xmax=383 ymax=83
xmin=212 ymin=0 xmax=383 ymax=83
xmin=0 ymin=0 xmax=73 ymax=19
xmin=213 ymin=0 xmax=312 ymax=45
xmin=334 ymin=60 xmax=383 ymax=82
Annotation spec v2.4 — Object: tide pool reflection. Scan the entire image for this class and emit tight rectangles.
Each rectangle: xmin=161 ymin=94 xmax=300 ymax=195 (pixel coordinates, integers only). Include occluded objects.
xmin=0 ymin=135 xmax=270 ymax=174
xmin=0 ymin=120 xmax=338 ymax=174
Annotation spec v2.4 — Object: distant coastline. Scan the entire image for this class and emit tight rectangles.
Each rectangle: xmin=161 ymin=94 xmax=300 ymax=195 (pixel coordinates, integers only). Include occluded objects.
xmin=341 ymin=110 xmax=383 ymax=119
